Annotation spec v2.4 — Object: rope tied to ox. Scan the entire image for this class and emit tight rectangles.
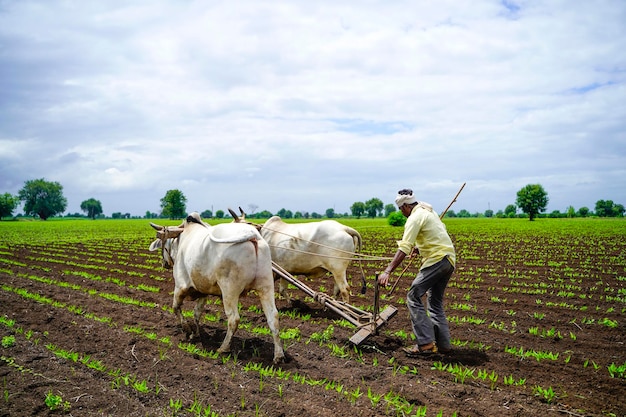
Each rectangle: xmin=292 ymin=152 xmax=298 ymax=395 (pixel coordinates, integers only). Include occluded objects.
xmin=261 ymin=225 xmax=392 ymax=261
xmin=268 ymin=243 xmax=392 ymax=262
xmin=260 ymin=225 xmax=385 ymax=295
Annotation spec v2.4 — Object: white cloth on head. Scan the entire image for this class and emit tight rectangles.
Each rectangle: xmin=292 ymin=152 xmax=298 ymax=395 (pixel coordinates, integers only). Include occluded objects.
xmin=395 ymin=193 xmax=417 ymax=207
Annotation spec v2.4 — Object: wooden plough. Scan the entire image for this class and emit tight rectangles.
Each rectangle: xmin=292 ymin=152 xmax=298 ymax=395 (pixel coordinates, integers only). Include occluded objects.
xmin=228 ymin=206 xmax=397 ymax=345
xmin=271 ymin=261 xmax=397 ymax=346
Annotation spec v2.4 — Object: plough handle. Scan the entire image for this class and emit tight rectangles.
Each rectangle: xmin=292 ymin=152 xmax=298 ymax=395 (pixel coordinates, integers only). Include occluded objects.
xmin=373 ymin=275 xmax=380 ymax=334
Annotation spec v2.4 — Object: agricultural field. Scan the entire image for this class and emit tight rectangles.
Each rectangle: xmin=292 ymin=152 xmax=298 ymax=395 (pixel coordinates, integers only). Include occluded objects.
xmin=0 ymin=217 xmax=624 ymax=417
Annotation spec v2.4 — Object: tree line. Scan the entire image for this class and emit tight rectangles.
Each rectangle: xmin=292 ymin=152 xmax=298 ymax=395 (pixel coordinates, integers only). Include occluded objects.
xmin=1 ymin=179 xmax=624 ymax=221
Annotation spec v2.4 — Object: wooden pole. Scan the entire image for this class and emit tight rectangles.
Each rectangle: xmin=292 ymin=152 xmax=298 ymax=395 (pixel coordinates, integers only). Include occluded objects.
xmin=439 ymin=182 xmax=466 ymax=220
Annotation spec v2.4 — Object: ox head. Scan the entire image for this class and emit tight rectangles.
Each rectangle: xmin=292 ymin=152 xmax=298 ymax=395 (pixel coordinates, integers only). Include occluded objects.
xmin=228 ymin=206 xmax=263 ymax=231
xmin=149 ymin=223 xmax=184 ymax=269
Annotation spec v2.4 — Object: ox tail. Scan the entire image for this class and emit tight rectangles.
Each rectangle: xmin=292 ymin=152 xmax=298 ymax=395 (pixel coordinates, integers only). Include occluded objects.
xmin=249 ymin=237 xmax=259 ymax=257
xmin=344 ymin=227 xmax=366 ymax=295
xmin=247 ymin=237 xmax=263 ymax=286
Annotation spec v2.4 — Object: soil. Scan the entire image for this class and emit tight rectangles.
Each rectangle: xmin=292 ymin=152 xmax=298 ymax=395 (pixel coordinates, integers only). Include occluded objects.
xmin=0 ymin=227 xmax=624 ymax=417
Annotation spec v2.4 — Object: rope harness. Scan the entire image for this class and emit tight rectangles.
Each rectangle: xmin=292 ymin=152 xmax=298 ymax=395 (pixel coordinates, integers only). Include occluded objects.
xmin=259 ymin=225 xmax=388 ymax=295
xmin=261 ymin=225 xmax=393 ymax=262
xmin=159 ymin=236 xmax=176 ymax=270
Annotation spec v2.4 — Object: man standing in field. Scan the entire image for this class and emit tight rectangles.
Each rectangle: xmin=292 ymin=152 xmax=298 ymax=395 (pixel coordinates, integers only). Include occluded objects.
xmin=378 ymin=189 xmax=456 ymax=355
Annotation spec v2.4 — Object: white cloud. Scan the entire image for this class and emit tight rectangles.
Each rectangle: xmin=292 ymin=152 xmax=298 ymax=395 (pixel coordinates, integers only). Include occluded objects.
xmin=0 ymin=0 xmax=624 ymax=216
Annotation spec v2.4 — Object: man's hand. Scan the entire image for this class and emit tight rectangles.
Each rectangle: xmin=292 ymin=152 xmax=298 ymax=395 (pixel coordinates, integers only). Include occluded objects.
xmin=378 ymin=271 xmax=391 ymax=286
xmin=379 ymin=250 xmax=407 ymax=287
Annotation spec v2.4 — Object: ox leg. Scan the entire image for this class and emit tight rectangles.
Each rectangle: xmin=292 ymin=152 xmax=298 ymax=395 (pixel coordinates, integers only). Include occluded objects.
xmin=218 ymin=297 xmax=240 ymax=354
xmin=172 ymin=287 xmax=189 ymax=336
xmin=192 ymin=297 xmax=208 ymax=338
xmin=258 ymin=288 xmax=285 ymax=364
xmin=333 ymin=271 xmax=351 ymax=303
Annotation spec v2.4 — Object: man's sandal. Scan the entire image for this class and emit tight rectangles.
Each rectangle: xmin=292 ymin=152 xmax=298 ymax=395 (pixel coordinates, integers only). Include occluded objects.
xmin=402 ymin=343 xmax=438 ymax=357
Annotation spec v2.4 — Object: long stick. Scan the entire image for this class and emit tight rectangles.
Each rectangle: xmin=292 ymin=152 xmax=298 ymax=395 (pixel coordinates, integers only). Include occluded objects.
xmin=387 ymin=250 xmax=416 ymax=296
xmin=439 ymin=182 xmax=466 ymax=220
xmin=388 ymin=182 xmax=466 ymax=295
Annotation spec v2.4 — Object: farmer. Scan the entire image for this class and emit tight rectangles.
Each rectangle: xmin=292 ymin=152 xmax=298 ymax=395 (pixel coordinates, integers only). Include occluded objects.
xmin=378 ymin=188 xmax=456 ymax=355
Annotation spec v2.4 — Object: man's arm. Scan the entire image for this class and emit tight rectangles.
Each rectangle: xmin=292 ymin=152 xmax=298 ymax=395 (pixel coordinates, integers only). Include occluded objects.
xmin=378 ymin=249 xmax=407 ymax=286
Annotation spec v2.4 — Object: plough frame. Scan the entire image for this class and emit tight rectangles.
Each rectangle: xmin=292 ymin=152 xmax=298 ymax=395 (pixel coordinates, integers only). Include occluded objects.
xmin=271 ymin=261 xmax=397 ymax=345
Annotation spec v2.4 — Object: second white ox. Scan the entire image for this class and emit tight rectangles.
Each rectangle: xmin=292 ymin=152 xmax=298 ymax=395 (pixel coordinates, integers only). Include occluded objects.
xmin=149 ymin=213 xmax=284 ymax=364
xmin=259 ymin=215 xmax=363 ymax=303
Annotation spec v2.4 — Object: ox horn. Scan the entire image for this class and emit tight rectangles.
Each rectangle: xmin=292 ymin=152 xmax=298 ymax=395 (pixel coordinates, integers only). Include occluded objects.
xmin=150 ymin=222 xmax=164 ymax=231
xmin=228 ymin=207 xmax=241 ymax=222
xmin=238 ymin=207 xmax=247 ymax=221
xmin=150 ymin=223 xmax=184 ymax=240
xmin=162 ymin=227 xmax=184 ymax=239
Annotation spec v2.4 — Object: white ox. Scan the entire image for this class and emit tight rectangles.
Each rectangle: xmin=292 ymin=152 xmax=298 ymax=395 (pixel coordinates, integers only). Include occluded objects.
xmin=149 ymin=213 xmax=284 ymax=364
xmin=233 ymin=211 xmax=363 ymax=303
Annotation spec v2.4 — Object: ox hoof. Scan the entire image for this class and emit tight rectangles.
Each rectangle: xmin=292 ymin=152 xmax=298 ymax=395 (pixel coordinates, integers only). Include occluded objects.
xmin=273 ymin=354 xmax=285 ymax=365
xmin=185 ymin=331 xmax=200 ymax=341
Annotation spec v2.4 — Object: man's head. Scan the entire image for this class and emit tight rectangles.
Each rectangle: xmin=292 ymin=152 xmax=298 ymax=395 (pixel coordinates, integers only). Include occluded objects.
xmin=395 ymin=188 xmax=417 ymax=217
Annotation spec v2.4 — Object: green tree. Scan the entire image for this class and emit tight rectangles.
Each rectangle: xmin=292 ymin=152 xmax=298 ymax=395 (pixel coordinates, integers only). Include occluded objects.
xmin=0 ymin=193 xmax=18 ymax=219
xmin=325 ymin=208 xmax=335 ymax=218
xmin=504 ymin=204 xmax=517 ymax=218
xmin=215 ymin=209 xmax=224 ymax=218
xmin=160 ymin=189 xmax=187 ymax=219
xmin=549 ymin=210 xmax=562 ymax=218
xmin=254 ymin=210 xmax=273 ymax=219
xmin=384 ymin=203 xmax=395 ymax=217
xmin=365 ymin=198 xmax=384 ymax=218
xmin=458 ymin=209 xmax=471 ymax=218
xmin=80 ymin=198 xmax=103 ymax=220
xmin=484 ymin=209 xmax=494 ymax=218
xmin=595 ymin=200 xmax=612 ymax=217
xmin=18 ymin=178 xmax=67 ymax=220
xmin=595 ymin=200 xmax=624 ymax=217
xmin=277 ymin=208 xmax=293 ymax=219
xmin=201 ymin=209 xmax=213 ymax=218
xmin=516 ymin=184 xmax=548 ymax=221
xmin=350 ymin=201 xmax=365 ymax=218
xmin=577 ymin=207 xmax=589 ymax=217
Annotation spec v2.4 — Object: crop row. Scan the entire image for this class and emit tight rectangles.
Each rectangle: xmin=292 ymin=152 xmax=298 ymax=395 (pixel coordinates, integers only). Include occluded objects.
xmin=1 ymin=217 xmax=624 ymax=416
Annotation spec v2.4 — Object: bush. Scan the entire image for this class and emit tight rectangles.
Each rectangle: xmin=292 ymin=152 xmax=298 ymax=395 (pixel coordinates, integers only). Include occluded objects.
xmin=387 ymin=211 xmax=406 ymax=227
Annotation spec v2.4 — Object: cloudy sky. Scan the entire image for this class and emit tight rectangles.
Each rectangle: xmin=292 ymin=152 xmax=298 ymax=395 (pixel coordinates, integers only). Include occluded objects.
xmin=1 ymin=1 xmax=624 ymax=217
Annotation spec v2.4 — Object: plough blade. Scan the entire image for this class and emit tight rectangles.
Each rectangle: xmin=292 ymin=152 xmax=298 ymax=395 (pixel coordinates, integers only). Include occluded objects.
xmin=349 ymin=305 xmax=398 ymax=346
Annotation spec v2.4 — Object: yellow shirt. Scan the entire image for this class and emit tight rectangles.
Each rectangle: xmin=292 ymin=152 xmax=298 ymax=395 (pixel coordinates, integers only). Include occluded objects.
xmin=396 ymin=204 xmax=456 ymax=269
